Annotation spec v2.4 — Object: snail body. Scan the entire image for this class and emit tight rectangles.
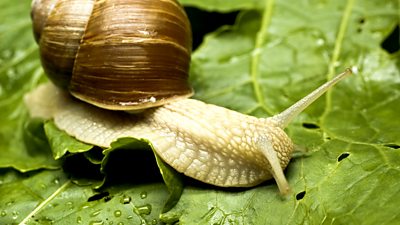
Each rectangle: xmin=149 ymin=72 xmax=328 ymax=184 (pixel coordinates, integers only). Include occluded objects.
xmin=28 ymin=0 xmax=353 ymax=195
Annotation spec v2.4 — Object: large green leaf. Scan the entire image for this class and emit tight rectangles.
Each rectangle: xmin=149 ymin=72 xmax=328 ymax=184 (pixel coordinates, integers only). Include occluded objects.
xmin=179 ymin=0 xmax=264 ymax=12
xmin=163 ymin=0 xmax=400 ymax=224
xmin=0 ymin=169 xmax=169 ymax=225
xmin=0 ymin=0 xmax=56 ymax=171
xmin=0 ymin=0 xmax=399 ymax=225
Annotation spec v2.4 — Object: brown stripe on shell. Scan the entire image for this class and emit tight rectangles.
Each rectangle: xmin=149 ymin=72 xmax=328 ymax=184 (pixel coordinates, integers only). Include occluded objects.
xmin=37 ymin=0 xmax=94 ymax=88
xmin=31 ymin=0 xmax=59 ymax=42
xmin=70 ymin=0 xmax=193 ymax=110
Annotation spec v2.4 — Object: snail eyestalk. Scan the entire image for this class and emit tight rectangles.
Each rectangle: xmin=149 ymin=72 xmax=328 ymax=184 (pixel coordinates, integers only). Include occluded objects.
xmin=257 ymin=137 xmax=291 ymax=195
xmin=271 ymin=68 xmax=353 ymax=128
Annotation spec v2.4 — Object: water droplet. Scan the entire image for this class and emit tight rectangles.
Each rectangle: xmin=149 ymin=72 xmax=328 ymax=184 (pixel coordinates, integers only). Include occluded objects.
xmin=120 ymin=195 xmax=131 ymax=204
xmin=40 ymin=183 xmax=47 ymax=189
xmin=89 ymin=220 xmax=104 ymax=225
xmin=76 ymin=216 xmax=82 ymax=223
xmin=1 ymin=50 xmax=13 ymax=59
xmin=91 ymin=209 xmax=102 ymax=217
xmin=1 ymin=211 xmax=7 ymax=217
xmin=127 ymin=215 xmax=133 ymax=219
xmin=140 ymin=191 xmax=147 ymax=199
xmin=6 ymin=201 xmax=14 ymax=206
xmin=12 ymin=211 xmax=19 ymax=220
xmin=81 ymin=204 xmax=90 ymax=209
xmin=114 ymin=210 xmax=122 ymax=217
xmin=316 ymin=38 xmax=325 ymax=46
xmin=6 ymin=69 xmax=16 ymax=78
xmin=53 ymin=178 xmax=60 ymax=184
xmin=137 ymin=204 xmax=152 ymax=215
xmin=66 ymin=201 xmax=74 ymax=210
xmin=42 ymin=216 xmax=54 ymax=223
xmin=117 ymin=222 xmax=124 ymax=225
xmin=151 ymin=219 xmax=158 ymax=225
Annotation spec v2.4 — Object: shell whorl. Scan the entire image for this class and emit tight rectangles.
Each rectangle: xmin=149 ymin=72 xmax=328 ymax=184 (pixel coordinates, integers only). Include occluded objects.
xmin=31 ymin=0 xmax=193 ymax=110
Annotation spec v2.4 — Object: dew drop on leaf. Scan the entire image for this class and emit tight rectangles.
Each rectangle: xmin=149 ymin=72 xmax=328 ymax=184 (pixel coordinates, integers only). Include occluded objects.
xmin=76 ymin=216 xmax=82 ymax=223
xmin=1 ymin=210 xmax=7 ymax=217
xmin=151 ymin=219 xmax=158 ymax=225
xmin=140 ymin=191 xmax=148 ymax=199
xmin=114 ymin=210 xmax=122 ymax=217
xmin=89 ymin=220 xmax=104 ymax=225
xmin=66 ymin=201 xmax=73 ymax=210
xmin=120 ymin=195 xmax=131 ymax=204
xmin=316 ymin=38 xmax=325 ymax=46
xmin=136 ymin=204 xmax=152 ymax=215
xmin=6 ymin=69 xmax=16 ymax=78
xmin=1 ymin=49 xmax=13 ymax=59
xmin=117 ymin=222 xmax=124 ymax=225
xmin=12 ymin=211 xmax=19 ymax=220
xmin=91 ymin=209 xmax=102 ymax=217
xmin=6 ymin=201 xmax=14 ymax=206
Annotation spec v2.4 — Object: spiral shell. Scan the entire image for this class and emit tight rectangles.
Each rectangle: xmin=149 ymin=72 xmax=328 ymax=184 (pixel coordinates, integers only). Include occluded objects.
xmin=31 ymin=0 xmax=193 ymax=110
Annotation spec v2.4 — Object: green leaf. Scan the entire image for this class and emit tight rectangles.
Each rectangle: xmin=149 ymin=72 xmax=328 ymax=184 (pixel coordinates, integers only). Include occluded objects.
xmin=102 ymin=138 xmax=184 ymax=212
xmin=179 ymin=0 xmax=264 ymax=12
xmin=44 ymin=121 xmax=94 ymax=160
xmin=1 ymin=0 xmax=399 ymax=224
xmin=0 ymin=117 xmax=61 ymax=171
xmin=0 ymin=169 xmax=169 ymax=225
xmin=0 ymin=0 xmax=50 ymax=171
xmin=154 ymin=153 xmax=184 ymax=214
xmin=162 ymin=0 xmax=400 ymax=224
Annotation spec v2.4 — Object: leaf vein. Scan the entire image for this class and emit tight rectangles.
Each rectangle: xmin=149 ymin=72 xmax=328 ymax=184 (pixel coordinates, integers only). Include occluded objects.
xmin=18 ymin=180 xmax=72 ymax=225
xmin=250 ymin=0 xmax=275 ymax=115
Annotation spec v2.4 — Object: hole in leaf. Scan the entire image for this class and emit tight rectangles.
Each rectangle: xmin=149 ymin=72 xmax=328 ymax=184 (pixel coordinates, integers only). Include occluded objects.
xmin=296 ymin=191 xmax=306 ymax=200
xmin=381 ymin=25 xmax=399 ymax=54
xmin=384 ymin=144 xmax=400 ymax=149
xmin=104 ymin=196 xmax=113 ymax=202
xmin=337 ymin=152 xmax=350 ymax=162
xmin=302 ymin=122 xmax=320 ymax=129
xmin=185 ymin=7 xmax=239 ymax=50
xmin=87 ymin=192 xmax=110 ymax=202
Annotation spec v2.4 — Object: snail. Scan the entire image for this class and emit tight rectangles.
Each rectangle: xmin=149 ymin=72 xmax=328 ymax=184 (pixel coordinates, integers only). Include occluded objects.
xmin=27 ymin=0 xmax=353 ymax=195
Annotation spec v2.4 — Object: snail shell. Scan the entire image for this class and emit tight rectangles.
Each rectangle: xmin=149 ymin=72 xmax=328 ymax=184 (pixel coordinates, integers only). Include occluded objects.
xmin=31 ymin=0 xmax=193 ymax=110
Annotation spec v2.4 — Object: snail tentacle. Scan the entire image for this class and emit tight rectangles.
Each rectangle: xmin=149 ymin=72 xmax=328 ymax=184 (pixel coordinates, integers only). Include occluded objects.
xmin=257 ymin=136 xmax=290 ymax=195
xmin=271 ymin=68 xmax=353 ymax=129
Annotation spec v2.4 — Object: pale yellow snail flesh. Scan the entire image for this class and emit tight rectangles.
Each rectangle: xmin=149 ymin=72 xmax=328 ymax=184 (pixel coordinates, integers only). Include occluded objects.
xmin=25 ymin=69 xmax=352 ymax=195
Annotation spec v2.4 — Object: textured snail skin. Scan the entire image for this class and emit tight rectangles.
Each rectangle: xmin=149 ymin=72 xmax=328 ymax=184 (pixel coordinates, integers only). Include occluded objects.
xmin=25 ymin=69 xmax=352 ymax=195
xmin=25 ymin=83 xmax=293 ymax=190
